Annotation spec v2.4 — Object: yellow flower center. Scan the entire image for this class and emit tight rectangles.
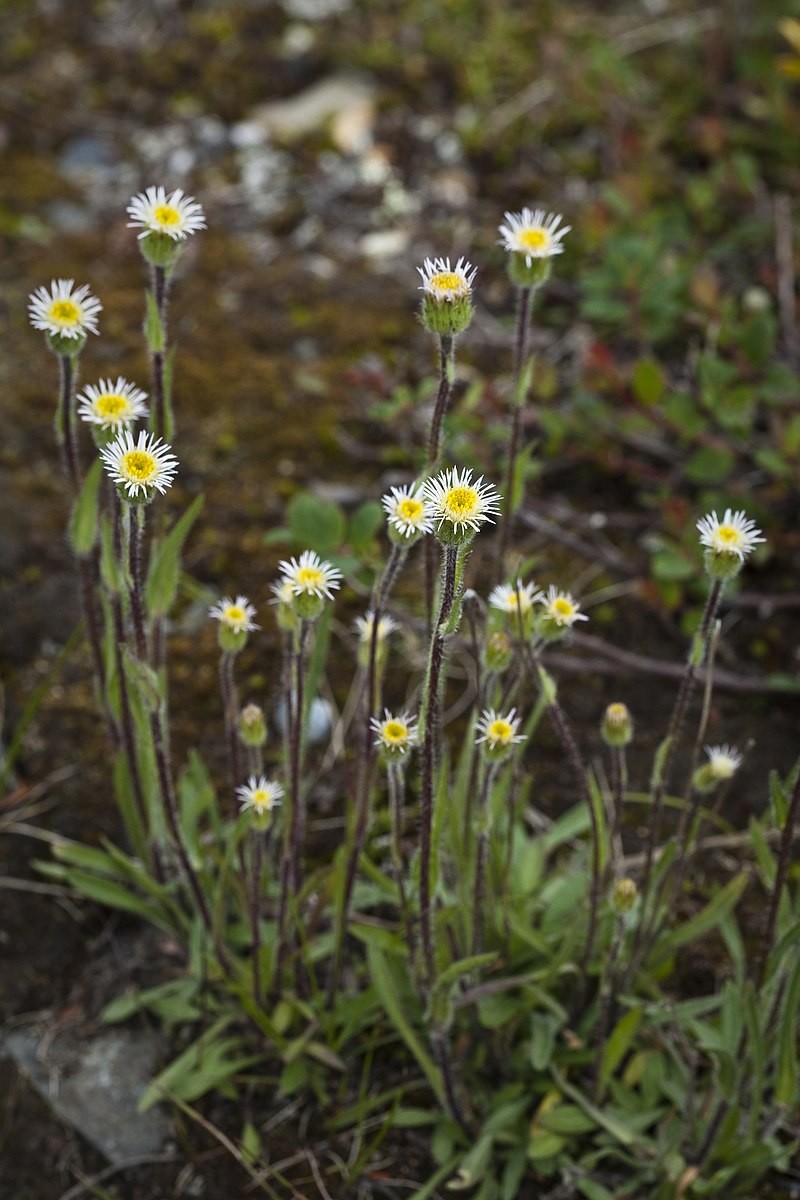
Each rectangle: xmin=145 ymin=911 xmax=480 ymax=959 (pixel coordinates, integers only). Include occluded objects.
xmin=488 ymin=719 xmax=513 ymax=743
xmin=399 ymin=498 xmax=423 ymax=521
xmin=506 ymin=593 xmax=519 ymax=607
xmin=443 ymin=485 xmax=479 ymax=521
xmin=50 ymin=299 xmax=80 ymax=325
xmin=519 ymin=228 xmax=548 ymax=251
xmin=225 ymin=606 xmax=245 ymax=623
xmin=383 ymin=721 xmax=408 ymax=744
xmin=251 ymin=789 xmax=272 ymax=809
xmin=122 ymin=449 xmax=156 ymax=482
xmin=154 ymin=204 xmax=180 ymax=227
xmin=717 ymin=525 xmax=741 ymax=546
xmin=96 ymin=394 xmax=128 ymax=419
xmin=606 ymin=703 xmax=628 ymax=724
xmin=430 ymin=272 xmax=464 ymax=294
xmin=552 ymin=597 xmax=575 ymax=618
xmin=297 ymin=566 xmax=324 ymax=589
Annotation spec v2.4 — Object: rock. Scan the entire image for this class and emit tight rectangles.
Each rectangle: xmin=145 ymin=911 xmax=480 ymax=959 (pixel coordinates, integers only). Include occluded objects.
xmin=3 ymin=1023 xmax=170 ymax=1164
xmin=249 ymin=74 xmax=376 ymax=150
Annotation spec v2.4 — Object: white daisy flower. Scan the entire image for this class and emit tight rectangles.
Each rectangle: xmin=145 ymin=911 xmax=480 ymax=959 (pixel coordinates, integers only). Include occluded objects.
xmin=381 ymin=484 xmax=434 ymax=540
xmin=422 ymin=466 xmax=501 ymax=538
xmin=270 ymin=578 xmax=297 ymax=605
xmin=209 ymin=595 xmax=259 ymax=634
xmin=237 ymin=775 xmax=284 ymax=815
xmin=488 ymin=580 xmax=542 ymax=614
xmin=28 ymin=278 xmax=102 ymax=339
xmin=355 ymin=611 xmax=398 ymax=644
xmin=99 ymin=429 xmax=178 ymax=498
xmin=417 ymin=256 xmax=477 ymax=303
xmin=370 ymin=709 xmax=418 ymax=757
xmin=704 ymin=744 xmax=743 ymax=781
xmin=474 ymin=707 xmax=526 ymax=758
xmin=278 ymin=550 xmax=342 ymax=599
xmin=538 ymin=585 xmax=589 ymax=629
xmin=126 ymin=186 xmax=206 ymax=241
xmin=77 ymin=377 xmax=149 ymax=430
xmin=498 ymin=208 xmax=570 ymax=265
xmin=696 ymin=509 xmax=765 ymax=561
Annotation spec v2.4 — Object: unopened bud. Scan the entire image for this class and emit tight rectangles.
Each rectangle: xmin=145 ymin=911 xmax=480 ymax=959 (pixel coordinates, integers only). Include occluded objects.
xmin=602 ymin=702 xmax=633 ymax=748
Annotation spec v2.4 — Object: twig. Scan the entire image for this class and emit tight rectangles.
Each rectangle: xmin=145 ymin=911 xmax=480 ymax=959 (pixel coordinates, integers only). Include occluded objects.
xmin=774 ymin=193 xmax=799 ymax=367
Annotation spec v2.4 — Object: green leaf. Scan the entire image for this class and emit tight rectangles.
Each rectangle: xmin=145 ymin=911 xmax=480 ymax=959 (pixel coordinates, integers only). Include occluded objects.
xmin=775 ymin=946 xmax=800 ymax=1104
xmin=658 ymin=872 xmax=748 ymax=955
xmin=600 ymin=1006 xmax=643 ymax=1093
xmin=540 ymin=1104 xmax=598 ymax=1135
xmin=69 ymin=459 xmax=103 ymax=555
xmin=631 ymin=357 xmax=665 ymax=406
xmin=527 ymin=1130 xmax=566 ymax=1159
xmin=121 ymin=645 xmax=162 ymax=712
xmin=530 ymin=1013 xmax=561 ymax=1071
xmin=348 ymin=500 xmax=383 ymax=552
xmin=145 ymin=495 xmax=204 ymax=617
xmin=64 ymin=869 xmax=172 ymax=930
xmin=287 ymin=491 xmax=345 ymax=554
xmin=366 ymin=944 xmax=443 ymax=1101
xmin=138 ymin=1019 xmax=260 ymax=1111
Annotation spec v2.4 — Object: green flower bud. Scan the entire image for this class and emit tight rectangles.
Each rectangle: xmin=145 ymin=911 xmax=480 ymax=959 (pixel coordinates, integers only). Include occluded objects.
xmin=238 ymin=703 xmax=267 ymax=747
xmin=602 ymin=702 xmax=633 ymax=748
xmin=612 ymin=878 xmax=638 ymax=914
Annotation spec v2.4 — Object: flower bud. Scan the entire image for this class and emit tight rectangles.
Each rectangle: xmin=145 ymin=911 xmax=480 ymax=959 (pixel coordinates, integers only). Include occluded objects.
xmin=238 ymin=703 xmax=267 ymax=748
xmin=602 ymin=702 xmax=633 ymax=748
xmin=612 ymin=878 xmax=638 ymax=914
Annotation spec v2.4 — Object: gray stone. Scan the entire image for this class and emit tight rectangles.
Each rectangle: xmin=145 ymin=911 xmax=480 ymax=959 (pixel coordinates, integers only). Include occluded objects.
xmin=3 ymin=1023 xmax=170 ymax=1164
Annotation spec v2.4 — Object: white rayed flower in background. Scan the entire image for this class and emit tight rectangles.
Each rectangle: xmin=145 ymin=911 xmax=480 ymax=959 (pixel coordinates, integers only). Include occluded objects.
xmin=100 ymin=428 xmax=178 ymax=499
xmin=417 ymin=256 xmax=477 ymax=303
xmin=538 ymin=585 xmax=589 ymax=630
xmin=370 ymin=709 xmax=418 ymax=759
xmin=77 ymin=377 xmax=149 ymax=430
xmin=498 ymin=208 xmax=570 ymax=265
xmin=270 ymin=578 xmax=296 ymax=605
xmin=475 ymin=707 xmax=526 ymax=760
xmin=355 ymin=610 xmax=398 ymax=669
xmin=694 ymin=743 xmax=743 ymax=793
xmin=422 ymin=466 xmax=501 ymax=542
xmin=28 ymin=279 xmax=102 ymax=340
xmin=381 ymin=484 xmax=434 ymax=541
xmin=355 ymin=611 xmax=398 ymax=644
xmin=209 ymin=595 xmax=259 ymax=634
xmin=126 ymin=186 xmax=206 ymax=240
xmin=237 ymin=775 xmax=284 ymax=816
xmin=696 ymin=509 xmax=765 ymax=561
xmin=278 ymin=550 xmax=342 ymax=600
xmin=489 ymin=580 xmax=542 ymax=614
xmin=704 ymin=744 xmax=743 ymax=781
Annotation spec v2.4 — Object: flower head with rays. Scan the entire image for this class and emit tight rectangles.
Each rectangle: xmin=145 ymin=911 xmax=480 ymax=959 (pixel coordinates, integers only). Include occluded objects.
xmin=537 ymin=585 xmax=588 ymax=640
xmin=100 ymin=429 xmax=178 ymax=501
xmin=29 ymin=279 xmax=102 ymax=342
xmin=370 ymin=709 xmax=418 ymax=761
xmin=498 ymin=208 xmax=570 ymax=265
xmin=381 ymin=484 xmax=434 ymax=543
xmin=422 ymin=466 xmax=501 ymax=544
xmin=278 ymin=550 xmax=342 ymax=620
xmin=697 ymin=510 xmax=765 ymax=562
xmin=489 ymin=580 xmax=542 ymax=615
xmin=355 ymin=611 xmax=398 ymax=645
xmin=417 ymin=256 xmax=476 ymax=336
xmin=704 ymin=744 xmax=743 ymax=781
xmin=237 ymin=775 xmax=284 ymax=827
xmin=694 ymin=743 xmax=743 ymax=793
xmin=209 ymin=595 xmax=259 ymax=634
xmin=127 ymin=186 xmax=206 ymax=241
xmin=77 ymin=377 xmax=149 ymax=431
xmin=279 ymin=550 xmax=342 ymax=599
xmin=475 ymin=707 xmax=525 ymax=761
xmin=417 ymin=256 xmax=477 ymax=303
